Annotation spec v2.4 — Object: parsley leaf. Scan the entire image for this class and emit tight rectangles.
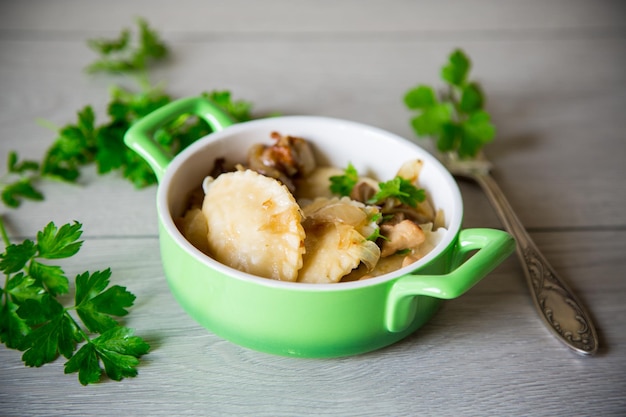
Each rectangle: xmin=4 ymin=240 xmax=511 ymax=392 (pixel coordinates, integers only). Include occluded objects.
xmin=65 ymin=326 xmax=150 ymax=385
xmin=404 ymin=85 xmax=437 ymax=110
xmin=36 ymin=221 xmax=83 ymax=259
xmin=329 ymin=163 xmax=359 ymax=196
xmin=204 ymin=90 xmax=253 ymax=123
xmin=75 ymin=269 xmax=136 ymax=334
xmin=329 ymin=164 xmax=426 ymax=208
xmin=1 ymin=152 xmax=44 ymax=207
xmin=18 ymin=295 xmax=82 ymax=366
xmin=0 ymin=219 xmax=149 ymax=384
xmin=28 ymin=261 xmax=69 ymax=296
xmin=0 ymin=303 xmax=32 ymax=350
xmin=404 ymin=48 xmax=496 ymax=158
xmin=368 ymin=177 xmax=426 ymax=208
xmin=1 ymin=178 xmax=44 ymax=208
xmin=441 ymin=49 xmax=470 ymax=86
xmin=0 ymin=240 xmax=37 ymax=274
xmin=7 ymin=152 xmax=40 ymax=174
xmin=86 ymin=18 xmax=168 ymax=74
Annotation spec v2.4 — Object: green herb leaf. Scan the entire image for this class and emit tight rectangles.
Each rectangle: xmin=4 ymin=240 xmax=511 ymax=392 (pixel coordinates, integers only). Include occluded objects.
xmin=459 ymin=82 xmax=484 ymax=113
xmin=2 ymin=272 xmax=42 ymax=304
xmin=459 ymin=110 xmax=496 ymax=157
xmin=0 ymin=298 xmax=33 ymax=350
xmin=41 ymin=106 xmax=97 ymax=182
xmin=366 ymin=227 xmax=386 ymax=242
xmin=7 ymin=152 xmax=40 ymax=174
xmin=1 ymin=179 xmax=45 ymax=208
xmin=36 ymin=221 xmax=83 ymax=259
xmin=92 ymin=327 xmax=150 ymax=380
xmin=18 ymin=295 xmax=81 ymax=365
xmin=410 ymin=103 xmax=453 ymax=137
xmin=404 ymin=85 xmax=437 ymax=110
xmin=0 ymin=271 xmax=42 ymax=350
xmin=204 ymin=91 xmax=253 ymax=123
xmin=75 ymin=269 xmax=136 ymax=333
xmin=136 ymin=18 xmax=168 ymax=61
xmin=87 ymin=29 xmax=130 ymax=55
xmin=65 ymin=326 xmax=150 ymax=385
xmin=28 ymin=261 xmax=69 ymax=296
xmin=368 ymin=177 xmax=426 ymax=208
xmin=63 ymin=342 xmax=102 ymax=385
xmin=329 ymin=163 xmax=359 ymax=196
xmin=0 ymin=240 xmax=37 ymax=274
xmin=85 ymin=18 xmax=168 ymax=74
xmin=441 ymin=49 xmax=470 ymax=86
xmin=2 ymin=153 xmax=43 ymax=207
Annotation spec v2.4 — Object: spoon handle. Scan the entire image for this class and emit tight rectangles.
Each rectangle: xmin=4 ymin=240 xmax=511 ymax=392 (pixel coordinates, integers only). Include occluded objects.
xmin=469 ymin=171 xmax=599 ymax=355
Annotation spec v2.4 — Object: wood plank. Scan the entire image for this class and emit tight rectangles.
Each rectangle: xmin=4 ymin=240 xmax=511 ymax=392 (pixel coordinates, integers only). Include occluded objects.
xmin=1 ymin=0 xmax=625 ymax=34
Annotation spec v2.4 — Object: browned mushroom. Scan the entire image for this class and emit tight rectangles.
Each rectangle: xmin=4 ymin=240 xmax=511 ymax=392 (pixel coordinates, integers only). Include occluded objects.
xmin=349 ymin=179 xmax=378 ymax=203
xmin=246 ymin=131 xmax=317 ymax=193
xmin=247 ymin=142 xmax=295 ymax=191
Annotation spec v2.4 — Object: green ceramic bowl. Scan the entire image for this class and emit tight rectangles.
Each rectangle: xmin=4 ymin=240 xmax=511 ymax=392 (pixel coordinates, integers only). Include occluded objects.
xmin=124 ymin=96 xmax=515 ymax=358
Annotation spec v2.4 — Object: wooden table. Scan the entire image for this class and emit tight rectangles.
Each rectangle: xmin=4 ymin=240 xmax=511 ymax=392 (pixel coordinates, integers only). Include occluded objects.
xmin=1 ymin=1 xmax=625 ymax=415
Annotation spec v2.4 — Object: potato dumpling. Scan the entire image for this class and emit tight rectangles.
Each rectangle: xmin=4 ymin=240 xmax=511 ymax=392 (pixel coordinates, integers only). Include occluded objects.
xmin=202 ymin=169 xmax=306 ymax=282
xmin=298 ymin=197 xmax=381 ymax=284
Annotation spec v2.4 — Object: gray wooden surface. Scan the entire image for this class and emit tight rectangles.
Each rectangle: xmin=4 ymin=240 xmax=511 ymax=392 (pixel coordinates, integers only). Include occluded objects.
xmin=1 ymin=1 xmax=625 ymax=416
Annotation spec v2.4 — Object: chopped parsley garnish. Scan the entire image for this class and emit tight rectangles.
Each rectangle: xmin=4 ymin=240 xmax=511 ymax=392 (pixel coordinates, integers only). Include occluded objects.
xmin=367 ymin=176 xmax=426 ymax=208
xmin=330 ymin=164 xmax=425 ymax=208
xmin=329 ymin=162 xmax=359 ymax=197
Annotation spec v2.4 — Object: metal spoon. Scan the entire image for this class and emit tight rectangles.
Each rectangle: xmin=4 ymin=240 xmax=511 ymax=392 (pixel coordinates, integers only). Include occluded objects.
xmin=442 ymin=153 xmax=599 ymax=356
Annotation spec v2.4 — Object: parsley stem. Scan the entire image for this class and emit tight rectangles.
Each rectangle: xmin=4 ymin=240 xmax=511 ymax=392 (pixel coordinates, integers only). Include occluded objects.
xmin=0 ymin=216 xmax=11 ymax=247
xmin=64 ymin=309 xmax=92 ymax=344
xmin=0 ymin=217 xmax=11 ymax=313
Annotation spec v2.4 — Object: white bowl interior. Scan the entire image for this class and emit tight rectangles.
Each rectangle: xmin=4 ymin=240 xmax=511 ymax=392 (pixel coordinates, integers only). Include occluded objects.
xmin=158 ymin=116 xmax=463 ymax=287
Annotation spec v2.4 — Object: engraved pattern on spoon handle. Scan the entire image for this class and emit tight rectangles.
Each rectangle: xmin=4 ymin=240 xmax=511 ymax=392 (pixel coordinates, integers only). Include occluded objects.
xmin=471 ymin=172 xmax=598 ymax=355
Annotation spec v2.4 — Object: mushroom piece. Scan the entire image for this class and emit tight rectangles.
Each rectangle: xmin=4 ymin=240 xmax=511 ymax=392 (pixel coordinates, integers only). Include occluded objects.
xmin=247 ymin=143 xmax=295 ymax=191
xmin=379 ymin=219 xmax=426 ymax=257
xmin=383 ymin=201 xmax=436 ymax=226
xmin=349 ymin=178 xmax=379 ymax=204
xmin=246 ymin=131 xmax=317 ymax=193
xmin=269 ymin=131 xmax=316 ymax=177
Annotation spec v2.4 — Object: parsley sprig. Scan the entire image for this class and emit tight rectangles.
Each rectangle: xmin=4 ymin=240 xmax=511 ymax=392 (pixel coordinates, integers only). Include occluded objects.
xmin=1 ymin=152 xmax=45 ymax=207
xmin=1 ymin=19 xmax=253 ymax=208
xmin=0 ymin=218 xmax=149 ymax=385
xmin=329 ymin=162 xmax=359 ymax=196
xmin=330 ymin=164 xmax=426 ymax=208
xmin=85 ymin=17 xmax=168 ymax=74
xmin=367 ymin=177 xmax=426 ymax=208
xmin=404 ymin=49 xmax=495 ymax=158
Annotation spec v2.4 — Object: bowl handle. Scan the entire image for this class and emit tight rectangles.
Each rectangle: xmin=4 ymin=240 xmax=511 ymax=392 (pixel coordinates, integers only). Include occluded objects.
xmin=385 ymin=228 xmax=515 ymax=332
xmin=123 ymin=96 xmax=235 ymax=182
